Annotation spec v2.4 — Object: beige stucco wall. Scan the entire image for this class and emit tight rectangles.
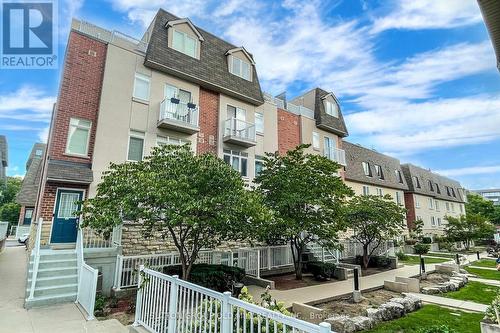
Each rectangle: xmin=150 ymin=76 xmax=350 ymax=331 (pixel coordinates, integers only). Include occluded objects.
xmin=90 ymin=43 xmax=199 ymax=196
xmin=411 ymin=193 xmax=465 ymax=236
xmin=300 ymin=115 xmax=340 ymax=156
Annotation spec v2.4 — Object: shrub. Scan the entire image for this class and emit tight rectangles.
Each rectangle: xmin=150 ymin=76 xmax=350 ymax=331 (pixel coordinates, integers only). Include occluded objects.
xmin=163 ymin=264 xmax=245 ymax=292
xmin=413 ymin=243 xmax=431 ymax=255
xmin=306 ymin=261 xmax=336 ymax=280
xmin=94 ymin=293 xmax=107 ymax=316
xmin=421 ymin=237 xmax=432 ymax=244
xmin=396 ymin=250 xmax=408 ymax=261
xmin=417 ymin=325 xmax=458 ymax=333
xmin=354 ymin=255 xmax=392 ymax=268
xmin=405 ymin=239 xmax=418 ymax=245
xmin=485 ymin=292 xmax=500 ymax=324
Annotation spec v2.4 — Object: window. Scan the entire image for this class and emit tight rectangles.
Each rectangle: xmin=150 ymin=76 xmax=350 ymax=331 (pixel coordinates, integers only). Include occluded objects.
xmin=451 ymin=203 xmax=455 ymax=212
xmin=395 ymin=170 xmax=403 ymax=183
xmin=362 ymin=185 xmax=370 ymax=196
xmin=435 ymin=200 xmax=440 ymax=211
xmin=362 ymin=162 xmax=372 ymax=177
xmin=223 ymin=149 xmax=248 ymax=177
xmin=58 ymin=192 xmax=80 ymax=219
xmin=312 ymin=132 xmax=320 ymax=150
xmin=451 ymin=188 xmax=456 ymax=198
xmin=431 ymin=216 xmax=436 ymax=226
xmin=157 ymin=135 xmax=189 ymax=146
xmin=324 ymin=137 xmax=335 ymax=159
xmin=255 ymin=155 xmax=264 ymax=177
xmin=172 ymin=29 xmax=197 ymax=58
xmin=230 ymin=56 xmax=251 ymax=81
xmin=437 ymin=217 xmax=442 ymax=226
xmin=255 ymin=113 xmax=264 ymax=134
xmin=416 ymin=215 xmax=423 ymax=222
xmin=413 ymin=176 xmax=421 ymax=188
xmin=133 ymin=73 xmax=150 ymax=101
xmin=446 ymin=202 xmax=450 ymax=212
xmin=374 ymin=164 xmax=384 ymax=179
xmin=396 ymin=192 xmax=402 ymax=205
xmin=127 ymin=131 xmax=145 ymax=161
xmin=35 ymin=149 xmax=43 ymax=156
xmin=376 ymin=188 xmax=383 ymax=197
xmin=429 ymin=198 xmax=434 ymax=209
xmin=446 ymin=186 xmax=451 ymax=196
xmin=227 ymin=105 xmax=246 ymax=121
xmin=435 ymin=184 xmax=441 ymax=194
xmin=324 ymin=100 xmax=339 ymax=117
xmin=415 ymin=196 xmax=420 ymax=208
xmin=25 ymin=208 xmax=33 ymax=219
xmin=428 ymin=180 xmax=434 ymax=191
xmin=66 ymin=118 xmax=91 ymax=156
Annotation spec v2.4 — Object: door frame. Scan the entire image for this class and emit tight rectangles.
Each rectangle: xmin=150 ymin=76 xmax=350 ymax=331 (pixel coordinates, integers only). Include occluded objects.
xmin=48 ymin=187 xmax=86 ymax=244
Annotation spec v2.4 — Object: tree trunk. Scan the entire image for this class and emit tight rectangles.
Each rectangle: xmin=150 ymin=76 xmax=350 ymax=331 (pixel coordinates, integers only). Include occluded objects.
xmin=362 ymin=245 xmax=369 ymax=270
xmin=291 ymin=241 xmax=303 ymax=280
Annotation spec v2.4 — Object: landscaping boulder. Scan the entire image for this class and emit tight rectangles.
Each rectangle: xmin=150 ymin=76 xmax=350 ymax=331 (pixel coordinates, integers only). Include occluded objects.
xmin=325 ymin=315 xmax=357 ymax=333
xmin=390 ymin=295 xmax=421 ymax=312
xmin=365 ymin=308 xmax=383 ymax=323
xmin=378 ymin=301 xmax=405 ymax=320
xmin=351 ymin=316 xmax=374 ymax=331
xmin=422 ymin=286 xmax=441 ymax=295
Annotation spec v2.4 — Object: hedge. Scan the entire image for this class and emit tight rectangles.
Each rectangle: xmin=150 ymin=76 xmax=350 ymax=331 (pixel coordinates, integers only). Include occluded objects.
xmin=305 ymin=261 xmax=336 ymax=280
xmin=163 ymin=264 xmax=245 ymax=292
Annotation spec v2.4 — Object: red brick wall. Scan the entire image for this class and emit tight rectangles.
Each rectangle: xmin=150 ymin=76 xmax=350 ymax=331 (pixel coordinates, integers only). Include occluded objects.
xmin=49 ymin=31 xmax=107 ymax=163
xmin=17 ymin=206 xmax=26 ymax=226
xmin=277 ymin=108 xmax=301 ymax=155
xmin=197 ymin=88 xmax=219 ymax=155
xmin=404 ymin=193 xmax=416 ymax=230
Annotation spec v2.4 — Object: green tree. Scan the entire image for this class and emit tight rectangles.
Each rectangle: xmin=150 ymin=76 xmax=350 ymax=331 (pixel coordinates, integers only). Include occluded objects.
xmin=413 ymin=243 xmax=430 ymax=256
xmin=345 ymin=195 xmax=407 ymax=269
xmin=254 ymin=144 xmax=353 ymax=279
xmin=466 ymin=193 xmax=499 ymax=224
xmin=81 ymin=145 xmax=268 ymax=279
xmin=0 ymin=177 xmax=22 ymax=206
xmin=445 ymin=214 xmax=495 ymax=250
xmin=411 ymin=218 xmax=424 ymax=238
xmin=0 ymin=202 xmax=21 ymax=223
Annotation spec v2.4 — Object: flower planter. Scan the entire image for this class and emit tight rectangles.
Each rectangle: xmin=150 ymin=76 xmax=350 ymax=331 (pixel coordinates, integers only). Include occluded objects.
xmin=481 ymin=322 xmax=500 ymax=333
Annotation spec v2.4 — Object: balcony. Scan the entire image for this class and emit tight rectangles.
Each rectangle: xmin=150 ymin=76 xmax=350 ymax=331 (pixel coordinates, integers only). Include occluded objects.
xmin=223 ymin=118 xmax=256 ymax=147
xmin=324 ymin=147 xmax=346 ymax=166
xmin=158 ymin=98 xmax=199 ymax=134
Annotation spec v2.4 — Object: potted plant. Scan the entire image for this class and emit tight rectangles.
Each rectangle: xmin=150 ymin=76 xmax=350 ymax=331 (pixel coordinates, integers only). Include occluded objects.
xmin=482 ymin=293 xmax=500 ymax=332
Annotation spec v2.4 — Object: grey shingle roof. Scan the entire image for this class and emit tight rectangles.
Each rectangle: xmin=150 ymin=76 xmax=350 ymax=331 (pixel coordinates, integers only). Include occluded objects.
xmin=401 ymin=163 xmax=465 ymax=203
xmin=343 ymin=141 xmax=408 ymax=190
xmin=145 ymin=9 xmax=264 ymax=105
xmin=478 ymin=0 xmax=500 ymax=71
xmin=16 ymin=143 xmax=46 ymax=206
xmin=46 ymin=160 xmax=93 ymax=184
xmin=314 ymin=88 xmax=349 ymax=137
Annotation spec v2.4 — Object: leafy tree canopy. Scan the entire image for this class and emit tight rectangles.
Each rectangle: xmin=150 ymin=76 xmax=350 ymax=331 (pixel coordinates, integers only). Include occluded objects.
xmin=0 ymin=202 xmax=21 ymax=223
xmin=0 ymin=176 xmax=22 ymax=206
xmin=445 ymin=213 xmax=495 ymax=250
xmin=345 ymin=194 xmax=407 ymax=269
xmin=466 ymin=193 xmax=500 ymax=225
xmin=254 ymin=144 xmax=353 ymax=279
xmin=81 ymin=144 xmax=269 ymax=279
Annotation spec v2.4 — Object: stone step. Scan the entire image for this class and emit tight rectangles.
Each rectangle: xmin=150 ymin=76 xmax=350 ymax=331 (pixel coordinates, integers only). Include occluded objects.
xmin=27 ymin=283 xmax=78 ymax=298
xmin=25 ymin=292 xmax=77 ymax=309
xmin=27 ymin=274 xmax=78 ymax=288
xmin=29 ymin=266 xmax=78 ymax=279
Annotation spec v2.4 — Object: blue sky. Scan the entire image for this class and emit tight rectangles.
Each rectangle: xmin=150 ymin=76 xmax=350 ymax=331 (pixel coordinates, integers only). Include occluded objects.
xmin=1 ymin=0 xmax=499 ymax=189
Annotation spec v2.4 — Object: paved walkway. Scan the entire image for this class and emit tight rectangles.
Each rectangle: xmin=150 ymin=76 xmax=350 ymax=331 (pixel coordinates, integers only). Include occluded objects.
xmin=406 ymin=292 xmax=487 ymax=312
xmin=249 ymin=253 xmax=481 ymax=307
xmin=0 ymin=246 xmax=128 ymax=333
xmin=469 ymin=277 xmax=500 ymax=286
xmin=469 ymin=266 xmax=497 ymax=271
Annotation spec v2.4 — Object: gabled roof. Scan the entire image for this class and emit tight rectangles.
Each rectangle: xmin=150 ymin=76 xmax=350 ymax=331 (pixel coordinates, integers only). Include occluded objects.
xmin=145 ymin=9 xmax=264 ymax=105
xmin=16 ymin=143 xmax=46 ymax=206
xmin=225 ymin=47 xmax=256 ymax=65
xmin=401 ymin=163 xmax=465 ymax=203
xmin=314 ymin=88 xmax=349 ymax=137
xmin=343 ymin=141 xmax=408 ymax=191
xmin=165 ymin=18 xmax=205 ymax=41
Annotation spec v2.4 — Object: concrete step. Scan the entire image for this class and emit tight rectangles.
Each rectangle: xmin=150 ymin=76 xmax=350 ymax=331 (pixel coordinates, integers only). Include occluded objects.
xmin=29 ymin=266 xmax=78 ymax=278
xmin=27 ymin=274 xmax=78 ymax=288
xmin=32 ymin=250 xmax=76 ymax=261
xmin=27 ymin=283 xmax=78 ymax=298
xmin=25 ymin=292 xmax=77 ymax=309
xmin=30 ymin=258 xmax=77 ymax=270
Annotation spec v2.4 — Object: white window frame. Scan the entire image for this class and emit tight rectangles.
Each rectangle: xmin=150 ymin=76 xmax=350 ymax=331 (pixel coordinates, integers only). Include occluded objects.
xmin=435 ymin=200 xmax=440 ymax=211
xmin=415 ymin=196 xmax=420 ymax=208
xmin=376 ymin=188 xmax=383 ymax=197
xmin=413 ymin=176 xmax=421 ymax=188
xmin=65 ymin=118 xmax=91 ymax=157
xmin=429 ymin=198 xmax=434 ymax=209
xmin=133 ymin=72 xmax=151 ymax=102
xmin=127 ymin=130 xmax=145 ymax=162
xmin=396 ymin=192 xmax=402 ymax=205
xmin=255 ymin=155 xmax=264 ymax=177
xmin=362 ymin=162 xmax=372 ymax=177
xmin=437 ymin=217 xmax=442 ymax=226
xmin=255 ymin=112 xmax=264 ymax=134
xmin=431 ymin=216 xmax=436 ymax=227
xmin=324 ymin=100 xmax=339 ymax=117
xmin=223 ymin=149 xmax=248 ymax=177
xmin=229 ymin=55 xmax=252 ymax=81
xmin=156 ymin=135 xmax=189 ymax=147
xmin=362 ymin=185 xmax=370 ymax=196
xmin=446 ymin=202 xmax=450 ymax=212
xmin=312 ymin=132 xmax=320 ymax=150
xmin=395 ymin=170 xmax=403 ymax=183
xmin=171 ymin=29 xmax=198 ymax=58
xmin=451 ymin=203 xmax=455 ymax=212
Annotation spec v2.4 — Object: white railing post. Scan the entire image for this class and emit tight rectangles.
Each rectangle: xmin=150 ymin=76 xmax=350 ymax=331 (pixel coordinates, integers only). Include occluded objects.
xmin=256 ymin=249 xmax=260 ymax=278
xmin=319 ymin=322 xmax=332 ymax=333
xmin=167 ymin=275 xmax=179 ymax=333
xmin=267 ymin=247 xmax=271 ymax=270
xmin=133 ymin=265 xmax=145 ymax=327
xmin=221 ymin=291 xmax=232 ymax=333
xmin=28 ymin=218 xmax=43 ymax=301
xmin=114 ymin=255 xmax=123 ymax=290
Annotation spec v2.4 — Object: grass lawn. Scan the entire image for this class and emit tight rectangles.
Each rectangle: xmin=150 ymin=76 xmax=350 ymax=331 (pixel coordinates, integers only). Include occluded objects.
xmin=465 ymin=266 xmax=500 ymax=280
xmin=400 ymin=256 xmax=450 ymax=265
xmin=470 ymin=259 xmax=497 ymax=268
xmin=364 ymin=304 xmax=483 ymax=333
xmin=444 ymin=281 xmax=500 ymax=304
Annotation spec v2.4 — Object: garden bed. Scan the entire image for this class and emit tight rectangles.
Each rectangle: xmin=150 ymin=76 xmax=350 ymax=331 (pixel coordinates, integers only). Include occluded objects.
xmin=268 ymin=273 xmax=337 ymax=290
xmin=94 ymin=293 xmax=135 ymax=325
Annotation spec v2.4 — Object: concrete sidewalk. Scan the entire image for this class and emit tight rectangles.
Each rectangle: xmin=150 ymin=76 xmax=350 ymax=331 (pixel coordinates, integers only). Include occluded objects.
xmin=249 ymin=253 xmax=481 ymax=307
xmin=469 ymin=277 xmax=500 ymax=286
xmin=0 ymin=246 xmax=128 ymax=333
xmin=406 ymin=292 xmax=487 ymax=312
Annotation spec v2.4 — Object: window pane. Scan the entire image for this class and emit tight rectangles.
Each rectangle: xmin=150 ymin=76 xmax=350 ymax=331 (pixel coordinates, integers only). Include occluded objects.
xmin=241 ymin=158 xmax=247 ymax=177
xmin=223 ymin=154 xmax=231 ymax=165
xmin=232 ymin=57 xmax=241 ymax=76
xmin=165 ymin=85 xmax=178 ymax=98
xmin=231 ymin=156 xmax=240 ymax=172
xmin=25 ymin=209 xmax=33 ymax=219
xmin=58 ymin=193 xmax=80 ymax=218
xmin=241 ymin=61 xmax=250 ymax=80
xmin=255 ymin=160 xmax=263 ymax=176
xmin=172 ymin=30 xmax=184 ymax=52
xmin=312 ymin=132 xmax=319 ymax=149
xmin=128 ymin=136 xmax=144 ymax=161
xmin=227 ymin=105 xmax=237 ymax=119
xmin=134 ymin=75 xmax=150 ymax=101
xmin=185 ymin=35 xmax=196 ymax=57
xmin=255 ymin=113 xmax=264 ymax=133
xmin=67 ymin=127 xmax=89 ymax=155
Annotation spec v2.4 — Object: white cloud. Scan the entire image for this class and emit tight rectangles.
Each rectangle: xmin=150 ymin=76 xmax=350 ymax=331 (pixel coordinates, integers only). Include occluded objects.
xmin=371 ymin=0 xmax=482 ymax=34
xmin=435 ymin=165 xmax=500 ymax=178
xmin=0 ymin=86 xmax=55 ymax=122
xmin=38 ymin=126 xmax=50 ymax=143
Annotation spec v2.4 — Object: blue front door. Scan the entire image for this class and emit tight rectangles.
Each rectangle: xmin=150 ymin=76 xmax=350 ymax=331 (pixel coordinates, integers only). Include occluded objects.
xmin=50 ymin=189 xmax=83 ymax=243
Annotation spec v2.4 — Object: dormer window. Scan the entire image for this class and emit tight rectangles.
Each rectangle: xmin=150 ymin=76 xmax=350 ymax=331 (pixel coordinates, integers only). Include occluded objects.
xmin=166 ymin=18 xmax=204 ymax=60
xmin=172 ymin=29 xmax=197 ymax=58
xmin=395 ymin=170 xmax=403 ymax=183
xmin=374 ymin=164 xmax=384 ymax=179
xmin=413 ymin=176 xmax=421 ymax=188
xmin=362 ymin=162 xmax=372 ymax=177
xmin=230 ymin=56 xmax=251 ymax=80
xmin=324 ymin=100 xmax=339 ymax=117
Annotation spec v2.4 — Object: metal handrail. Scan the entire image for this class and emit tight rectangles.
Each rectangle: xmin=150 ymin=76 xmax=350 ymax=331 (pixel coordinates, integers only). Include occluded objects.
xmin=224 ymin=117 xmax=256 ymax=142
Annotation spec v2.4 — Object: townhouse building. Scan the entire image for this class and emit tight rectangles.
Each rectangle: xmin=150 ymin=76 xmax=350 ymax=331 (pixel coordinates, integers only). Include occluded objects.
xmin=472 ymin=188 xmax=500 ymax=206
xmin=0 ymin=135 xmax=7 ymax=185
xmin=16 ymin=143 xmax=46 ymax=226
xmin=401 ymin=164 xmax=466 ymax=237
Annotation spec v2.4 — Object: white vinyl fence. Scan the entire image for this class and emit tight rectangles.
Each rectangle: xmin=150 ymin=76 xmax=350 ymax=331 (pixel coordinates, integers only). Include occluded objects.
xmin=82 ymin=225 xmax=122 ymax=248
xmin=15 ymin=225 xmax=31 ymax=239
xmin=258 ymin=245 xmax=294 ymax=270
xmin=0 ymin=222 xmax=8 ymax=241
xmin=134 ymin=266 xmax=333 ymax=333
xmin=338 ymin=240 xmax=394 ymax=259
xmin=76 ymin=227 xmax=98 ymax=320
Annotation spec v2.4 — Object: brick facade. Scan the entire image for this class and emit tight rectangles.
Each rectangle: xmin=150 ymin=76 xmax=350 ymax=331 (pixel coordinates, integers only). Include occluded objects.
xmin=277 ymin=108 xmax=301 ymax=154
xmin=197 ymin=88 xmax=219 ymax=155
xmin=49 ymin=31 xmax=107 ymax=163
xmin=17 ymin=206 xmax=26 ymax=226
xmin=404 ymin=192 xmax=416 ymax=230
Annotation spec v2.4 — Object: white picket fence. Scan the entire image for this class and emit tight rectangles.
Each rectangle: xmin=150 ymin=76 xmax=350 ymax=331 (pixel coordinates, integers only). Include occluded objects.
xmin=76 ymin=227 xmax=98 ymax=320
xmin=258 ymin=245 xmax=294 ymax=270
xmin=134 ymin=266 xmax=333 ymax=333
xmin=338 ymin=240 xmax=394 ymax=259
xmin=82 ymin=225 xmax=122 ymax=248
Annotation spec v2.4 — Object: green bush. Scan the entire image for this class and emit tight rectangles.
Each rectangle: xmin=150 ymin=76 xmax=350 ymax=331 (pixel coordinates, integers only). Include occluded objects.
xmin=417 ymin=325 xmax=458 ymax=333
xmin=405 ymin=239 xmax=418 ymax=245
xmin=354 ymin=255 xmax=392 ymax=268
xmin=413 ymin=243 xmax=431 ymax=255
xmin=485 ymin=292 xmax=500 ymax=324
xmin=396 ymin=250 xmax=408 ymax=260
xmin=421 ymin=237 xmax=432 ymax=244
xmin=306 ymin=261 xmax=336 ymax=280
xmin=163 ymin=264 xmax=245 ymax=292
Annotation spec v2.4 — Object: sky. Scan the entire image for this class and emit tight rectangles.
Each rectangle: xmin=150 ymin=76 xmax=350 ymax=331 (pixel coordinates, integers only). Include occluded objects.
xmin=1 ymin=0 xmax=499 ymax=190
